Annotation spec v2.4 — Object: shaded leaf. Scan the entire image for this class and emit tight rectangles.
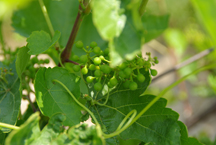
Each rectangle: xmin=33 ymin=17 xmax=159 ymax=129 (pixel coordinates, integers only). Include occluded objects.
xmin=91 ymin=0 xmax=126 ymax=41
xmin=178 ymin=121 xmax=203 ymax=145
xmin=0 ymin=61 xmax=21 ymax=133
xmin=34 ymin=67 xmax=82 ymax=126
xmin=15 ymin=46 xmax=30 ymax=79
xmin=112 ymin=11 xmax=142 ymax=67
xmin=27 ymin=30 xmax=61 ymax=55
xmin=142 ymin=14 xmax=169 ymax=42
xmin=5 ymin=112 xmax=41 ymax=145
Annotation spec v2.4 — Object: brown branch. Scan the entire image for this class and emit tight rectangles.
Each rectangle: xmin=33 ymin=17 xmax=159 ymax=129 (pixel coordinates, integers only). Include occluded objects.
xmin=152 ymin=48 xmax=214 ymax=83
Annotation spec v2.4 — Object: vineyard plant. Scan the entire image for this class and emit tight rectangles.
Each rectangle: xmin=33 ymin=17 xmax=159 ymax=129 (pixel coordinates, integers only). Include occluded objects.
xmin=1 ymin=0 xmax=216 ymax=145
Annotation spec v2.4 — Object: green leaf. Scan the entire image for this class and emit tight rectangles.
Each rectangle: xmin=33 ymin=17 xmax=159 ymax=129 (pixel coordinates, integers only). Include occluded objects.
xmin=190 ymin=0 xmax=216 ymax=46
xmin=112 ymin=11 xmax=142 ymax=66
xmin=91 ymin=0 xmax=126 ymax=41
xmin=27 ymin=30 xmax=61 ymax=55
xmin=90 ymin=94 xmax=181 ymax=144
xmin=142 ymin=14 xmax=169 ymax=42
xmin=0 ymin=130 xmax=6 ymax=145
xmin=15 ymin=46 xmax=30 ymax=79
xmin=5 ymin=112 xmax=41 ymax=145
xmin=0 ymin=61 xmax=21 ymax=133
xmin=30 ymin=113 xmax=66 ymax=145
xmin=12 ymin=0 xmax=79 ymax=47
xmin=178 ymin=121 xmax=203 ymax=145
xmin=34 ymin=67 xmax=82 ymax=126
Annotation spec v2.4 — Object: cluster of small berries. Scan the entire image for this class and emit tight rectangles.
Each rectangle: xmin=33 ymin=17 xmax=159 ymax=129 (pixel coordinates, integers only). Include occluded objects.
xmin=71 ymin=41 xmax=158 ymax=91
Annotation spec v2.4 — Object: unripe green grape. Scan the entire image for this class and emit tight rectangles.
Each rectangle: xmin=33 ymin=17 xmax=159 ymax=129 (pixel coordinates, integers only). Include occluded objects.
xmin=73 ymin=65 xmax=80 ymax=72
xmin=150 ymin=69 xmax=158 ymax=76
xmin=86 ymin=76 xmax=95 ymax=83
xmin=89 ymin=64 xmax=96 ymax=70
xmin=119 ymin=62 xmax=127 ymax=70
xmin=31 ymin=57 xmax=39 ymax=64
xmin=99 ymin=50 xmax=104 ymax=56
xmin=124 ymin=68 xmax=132 ymax=77
xmin=129 ymin=81 xmax=138 ymax=90
xmin=144 ymin=61 xmax=151 ymax=68
xmin=110 ymin=77 xmax=118 ymax=86
xmin=99 ymin=55 xmax=105 ymax=61
xmin=154 ymin=59 xmax=159 ymax=64
xmin=94 ymin=69 xmax=102 ymax=77
xmin=94 ymin=82 xmax=102 ymax=91
xmin=94 ymin=57 xmax=101 ymax=65
xmin=108 ymin=81 xmax=113 ymax=88
xmin=75 ymin=41 xmax=84 ymax=49
xmin=90 ymin=41 xmax=97 ymax=48
xmin=104 ymin=48 xmax=109 ymax=55
xmin=80 ymin=55 xmax=88 ymax=63
xmin=100 ymin=65 xmax=111 ymax=74
xmin=137 ymin=73 xmax=145 ymax=82
xmin=123 ymin=80 xmax=130 ymax=88
xmin=29 ymin=66 xmax=35 ymax=73
xmin=118 ymin=70 xmax=126 ymax=79
xmin=44 ymin=59 xmax=50 ymax=64
xmin=72 ymin=55 xmax=79 ymax=61
xmin=93 ymin=46 xmax=101 ymax=54
xmin=81 ymin=67 xmax=88 ymax=75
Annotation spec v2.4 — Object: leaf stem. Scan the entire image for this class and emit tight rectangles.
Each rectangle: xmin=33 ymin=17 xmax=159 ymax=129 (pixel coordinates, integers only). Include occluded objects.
xmin=53 ymin=79 xmax=100 ymax=126
xmin=139 ymin=0 xmax=149 ymax=16
xmin=0 ymin=122 xmax=20 ymax=130
xmin=38 ymin=0 xmax=55 ymax=36
xmin=130 ymin=63 xmax=216 ymax=126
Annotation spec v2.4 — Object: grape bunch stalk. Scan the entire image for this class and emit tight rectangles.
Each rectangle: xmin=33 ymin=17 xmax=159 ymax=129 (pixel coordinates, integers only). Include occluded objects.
xmin=70 ymin=41 xmax=159 ymax=92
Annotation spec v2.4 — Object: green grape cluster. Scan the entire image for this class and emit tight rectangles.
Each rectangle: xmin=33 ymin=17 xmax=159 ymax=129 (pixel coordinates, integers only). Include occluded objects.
xmin=0 ymin=67 xmax=14 ymax=83
xmin=71 ymin=41 xmax=159 ymax=92
xmin=21 ymin=56 xmax=50 ymax=91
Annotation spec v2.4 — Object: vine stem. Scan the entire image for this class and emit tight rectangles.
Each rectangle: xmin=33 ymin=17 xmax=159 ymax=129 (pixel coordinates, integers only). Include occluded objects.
xmin=139 ymin=0 xmax=149 ymax=16
xmin=60 ymin=6 xmax=85 ymax=64
xmin=0 ymin=122 xmax=19 ymax=130
xmin=129 ymin=63 xmax=216 ymax=126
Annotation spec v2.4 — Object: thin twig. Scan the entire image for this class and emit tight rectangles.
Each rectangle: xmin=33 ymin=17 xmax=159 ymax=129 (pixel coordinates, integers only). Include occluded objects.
xmin=152 ymin=48 xmax=215 ymax=83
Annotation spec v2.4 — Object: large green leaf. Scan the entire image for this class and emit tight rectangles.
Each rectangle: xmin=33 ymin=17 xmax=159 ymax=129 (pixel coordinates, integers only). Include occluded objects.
xmin=0 ymin=61 xmax=21 ymax=133
xmin=142 ymin=14 xmax=169 ymax=43
xmin=190 ymin=0 xmax=216 ymax=46
xmin=91 ymin=0 xmax=126 ymax=41
xmin=34 ymin=67 xmax=82 ymax=126
xmin=178 ymin=121 xmax=203 ymax=145
xmin=27 ymin=30 xmax=61 ymax=55
xmin=15 ymin=46 xmax=30 ymax=79
xmin=91 ymin=94 xmax=180 ymax=145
